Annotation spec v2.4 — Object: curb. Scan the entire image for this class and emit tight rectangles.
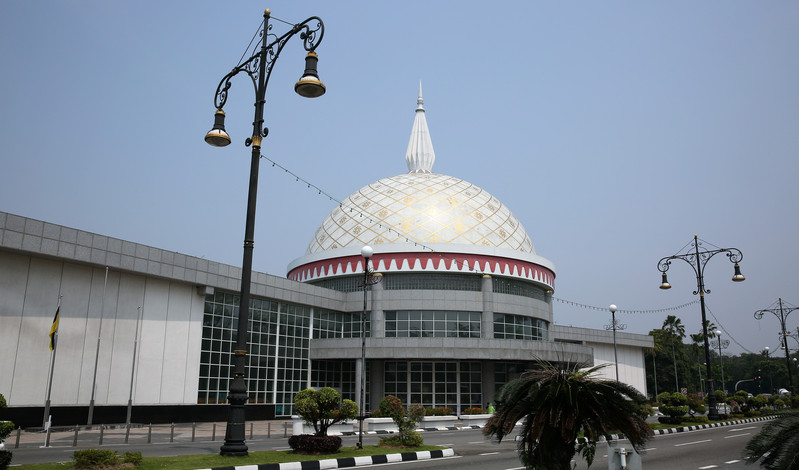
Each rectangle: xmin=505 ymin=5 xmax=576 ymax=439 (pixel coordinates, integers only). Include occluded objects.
xmin=197 ymin=448 xmax=455 ymax=470
xmin=575 ymin=415 xmax=774 ymax=444
xmin=649 ymin=415 xmax=773 ymax=436
xmin=336 ymin=426 xmax=460 ymax=436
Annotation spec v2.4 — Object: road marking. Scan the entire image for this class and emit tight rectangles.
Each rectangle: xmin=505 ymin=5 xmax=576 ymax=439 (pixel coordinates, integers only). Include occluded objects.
xmin=643 ymin=447 xmax=657 ymax=452
xmin=725 ymin=460 xmax=741 ymax=464
xmin=468 ymin=441 xmax=486 ymax=444
xmin=698 ymin=466 xmax=718 ymax=469
xmin=674 ymin=439 xmax=712 ymax=447
xmin=480 ymin=452 xmax=500 ymax=456
xmin=724 ymin=433 xmax=750 ymax=439
xmin=729 ymin=426 xmax=755 ymax=431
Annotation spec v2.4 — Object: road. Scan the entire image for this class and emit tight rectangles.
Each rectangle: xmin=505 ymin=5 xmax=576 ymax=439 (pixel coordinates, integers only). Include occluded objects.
xmin=7 ymin=420 xmax=767 ymax=469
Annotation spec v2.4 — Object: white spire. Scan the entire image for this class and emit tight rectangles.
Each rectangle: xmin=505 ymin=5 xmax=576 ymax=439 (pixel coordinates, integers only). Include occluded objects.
xmin=405 ymin=82 xmax=435 ymax=173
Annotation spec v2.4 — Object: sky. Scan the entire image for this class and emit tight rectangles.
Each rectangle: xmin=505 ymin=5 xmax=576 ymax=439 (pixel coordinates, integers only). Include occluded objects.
xmin=2 ymin=1 xmax=798 ymax=357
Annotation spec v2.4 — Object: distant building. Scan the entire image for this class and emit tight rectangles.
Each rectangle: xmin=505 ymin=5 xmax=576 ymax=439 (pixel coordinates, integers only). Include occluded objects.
xmin=0 ymin=89 xmax=652 ymax=426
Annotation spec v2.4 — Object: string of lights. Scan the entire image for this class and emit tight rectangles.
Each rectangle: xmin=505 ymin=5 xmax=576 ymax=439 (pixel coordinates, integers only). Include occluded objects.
xmin=553 ymin=297 xmax=699 ymax=315
xmin=262 ymin=153 xmax=708 ymax=317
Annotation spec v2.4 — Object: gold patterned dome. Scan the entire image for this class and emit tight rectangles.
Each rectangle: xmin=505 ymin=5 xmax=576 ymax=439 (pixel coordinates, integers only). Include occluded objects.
xmin=306 ymin=172 xmax=535 ymax=255
xmin=290 ymin=86 xmax=552 ymax=285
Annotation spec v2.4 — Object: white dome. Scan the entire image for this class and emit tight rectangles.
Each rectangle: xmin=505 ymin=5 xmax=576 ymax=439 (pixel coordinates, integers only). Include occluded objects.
xmin=307 ymin=172 xmax=535 ymax=254
xmin=288 ymin=85 xmax=553 ymax=288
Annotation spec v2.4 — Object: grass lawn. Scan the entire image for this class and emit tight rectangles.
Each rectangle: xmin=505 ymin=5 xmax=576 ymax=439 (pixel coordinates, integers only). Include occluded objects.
xmin=11 ymin=444 xmax=447 ymax=470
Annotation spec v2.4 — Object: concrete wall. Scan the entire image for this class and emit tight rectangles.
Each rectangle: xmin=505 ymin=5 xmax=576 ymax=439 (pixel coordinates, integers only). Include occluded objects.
xmin=0 ymin=250 xmax=206 ymax=406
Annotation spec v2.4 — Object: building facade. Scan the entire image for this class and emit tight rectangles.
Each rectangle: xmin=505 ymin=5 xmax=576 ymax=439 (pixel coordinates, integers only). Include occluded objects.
xmin=0 ymin=89 xmax=652 ymax=425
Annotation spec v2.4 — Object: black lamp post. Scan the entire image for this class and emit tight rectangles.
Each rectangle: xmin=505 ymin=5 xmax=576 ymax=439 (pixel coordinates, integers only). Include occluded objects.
xmin=204 ymin=9 xmax=325 ymax=456
xmin=714 ymin=329 xmax=729 ymax=394
xmin=657 ymin=235 xmax=744 ymax=420
xmin=357 ymin=245 xmax=381 ymax=449
xmin=754 ymin=298 xmax=798 ymax=392
xmin=605 ymin=304 xmax=626 ymax=383
xmin=764 ymin=347 xmax=773 ymax=393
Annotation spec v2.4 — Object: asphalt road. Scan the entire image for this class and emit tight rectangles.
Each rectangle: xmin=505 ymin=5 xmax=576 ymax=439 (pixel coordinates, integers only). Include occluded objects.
xmin=6 ymin=420 xmax=768 ymax=469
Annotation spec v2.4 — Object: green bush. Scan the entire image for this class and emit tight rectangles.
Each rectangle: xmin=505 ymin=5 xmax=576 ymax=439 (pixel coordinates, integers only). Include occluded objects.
xmin=0 ymin=450 xmax=12 ymax=470
xmin=461 ymin=407 xmax=487 ymax=415
xmin=73 ymin=449 xmax=120 ymax=468
xmin=0 ymin=393 xmax=6 ymax=409
xmin=293 ymin=387 xmax=358 ymax=436
xmin=376 ymin=396 xmax=424 ymax=447
xmin=379 ymin=430 xmax=423 ymax=447
xmin=0 ymin=422 xmax=14 ymax=442
xmin=378 ymin=395 xmax=405 ymax=420
xmin=288 ymin=434 xmax=342 ymax=454
xmin=424 ymin=407 xmax=453 ymax=416
xmin=122 ymin=451 xmax=143 ymax=466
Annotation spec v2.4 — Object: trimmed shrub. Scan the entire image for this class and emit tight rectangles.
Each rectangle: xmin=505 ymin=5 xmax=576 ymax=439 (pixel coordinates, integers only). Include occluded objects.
xmin=294 ymin=387 xmax=358 ymax=436
xmin=462 ymin=407 xmax=486 ymax=415
xmin=379 ymin=431 xmax=423 ymax=447
xmin=424 ymin=407 xmax=453 ymax=416
xmin=376 ymin=396 xmax=425 ymax=447
xmin=73 ymin=449 xmax=120 ymax=468
xmin=123 ymin=451 xmax=143 ymax=466
xmin=378 ymin=395 xmax=405 ymax=420
xmin=0 ymin=451 xmax=12 ymax=470
xmin=288 ymin=434 xmax=342 ymax=454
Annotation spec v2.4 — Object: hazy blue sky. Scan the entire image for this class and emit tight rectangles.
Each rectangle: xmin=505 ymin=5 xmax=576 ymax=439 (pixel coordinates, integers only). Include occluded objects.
xmin=2 ymin=1 xmax=798 ymax=358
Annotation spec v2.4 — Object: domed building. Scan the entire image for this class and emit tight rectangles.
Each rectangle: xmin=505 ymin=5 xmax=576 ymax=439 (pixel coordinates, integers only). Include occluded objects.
xmin=287 ymin=87 xmax=645 ymax=413
xmin=0 ymin=88 xmax=651 ymax=426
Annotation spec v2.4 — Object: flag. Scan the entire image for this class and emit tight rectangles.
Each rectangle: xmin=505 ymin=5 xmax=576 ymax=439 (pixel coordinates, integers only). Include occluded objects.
xmin=49 ymin=306 xmax=60 ymax=351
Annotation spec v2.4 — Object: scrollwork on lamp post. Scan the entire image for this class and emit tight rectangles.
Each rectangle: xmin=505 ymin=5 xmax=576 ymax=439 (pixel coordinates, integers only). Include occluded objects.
xmin=204 ymin=9 xmax=326 ymax=457
xmin=754 ymin=298 xmax=798 ymax=392
xmin=657 ymin=235 xmax=744 ymax=420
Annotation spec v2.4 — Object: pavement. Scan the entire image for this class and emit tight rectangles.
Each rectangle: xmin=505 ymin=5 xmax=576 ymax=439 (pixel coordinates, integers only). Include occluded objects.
xmin=1 ymin=415 xmax=774 ymax=470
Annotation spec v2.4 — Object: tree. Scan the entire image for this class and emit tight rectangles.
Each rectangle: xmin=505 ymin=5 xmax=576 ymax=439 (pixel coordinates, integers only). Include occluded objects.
xmin=483 ymin=360 xmax=652 ymax=470
xmin=293 ymin=387 xmax=358 ymax=436
xmin=0 ymin=392 xmax=13 ymax=470
xmin=376 ymin=396 xmax=424 ymax=447
xmin=744 ymin=409 xmax=799 ymax=469
xmin=662 ymin=315 xmax=686 ymax=393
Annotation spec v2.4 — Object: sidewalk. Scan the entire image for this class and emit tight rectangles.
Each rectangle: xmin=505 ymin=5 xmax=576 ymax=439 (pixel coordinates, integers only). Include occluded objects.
xmin=3 ymin=420 xmax=294 ymax=449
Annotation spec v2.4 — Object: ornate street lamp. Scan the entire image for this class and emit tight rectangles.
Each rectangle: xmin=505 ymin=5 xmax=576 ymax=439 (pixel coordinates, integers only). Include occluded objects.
xmin=357 ymin=245 xmax=381 ymax=449
xmin=605 ymin=304 xmax=626 ymax=383
xmin=754 ymin=298 xmax=798 ymax=392
xmin=764 ymin=346 xmax=773 ymax=393
xmin=714 ymin=329 xmax=729 ymax=394
xmin=204 ymin=9 xmax=325 ymax=456
xmin=657 ymin=235 xmax=744 ymax=420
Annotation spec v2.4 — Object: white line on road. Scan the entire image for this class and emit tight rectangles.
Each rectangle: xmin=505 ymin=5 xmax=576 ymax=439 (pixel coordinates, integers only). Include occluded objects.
xmin=468 ymin=441 xmax=485 ymax=444
xmin=724 ymin=433 xmax=750 ymax=439
xmin=674 ymin=439 xmax=712 ymax=447
xmin=725 ymin=460 xmax=741 ymax=464
xmin=729 ymin=426 xmax=756 ymax=432
xmin=698 ymin=466 xmax=718 ymax=469
xmin=479 ymin=452 xmax=500 ymax=456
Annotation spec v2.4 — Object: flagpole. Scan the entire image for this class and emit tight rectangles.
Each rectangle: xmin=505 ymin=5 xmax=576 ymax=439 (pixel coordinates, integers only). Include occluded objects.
xmin=43 ymin=295 xmax=62 ymax=429
xmin=126 ymin=306 xmax=142 ymax=426
xmin=88 ymin=266 xmax=109 ymax=426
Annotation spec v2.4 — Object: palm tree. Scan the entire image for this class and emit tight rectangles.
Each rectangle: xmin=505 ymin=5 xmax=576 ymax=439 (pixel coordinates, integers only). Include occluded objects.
xmin=662 ymin=315 xmax=686 ymax=392
xmin=744 ymin=409 xmax=799 ymax=469
xmin=484 ymin=359 xmax=652 ymax=470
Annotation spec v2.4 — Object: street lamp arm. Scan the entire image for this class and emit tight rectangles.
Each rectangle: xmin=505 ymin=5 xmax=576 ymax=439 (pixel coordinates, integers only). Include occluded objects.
xmin=212 ymin=15 xmax=325 ymax=111
xmin=657 ymin=246 xmax=743 ymax=295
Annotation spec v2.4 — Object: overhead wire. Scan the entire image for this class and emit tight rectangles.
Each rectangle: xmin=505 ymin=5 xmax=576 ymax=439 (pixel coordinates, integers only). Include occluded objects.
xmin=261 ymin=153 xmax=720 ymax=317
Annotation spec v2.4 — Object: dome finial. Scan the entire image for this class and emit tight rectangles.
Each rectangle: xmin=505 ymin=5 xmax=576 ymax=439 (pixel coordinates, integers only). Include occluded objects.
xmin=405 ymin=82 xmax=435 ymax=173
